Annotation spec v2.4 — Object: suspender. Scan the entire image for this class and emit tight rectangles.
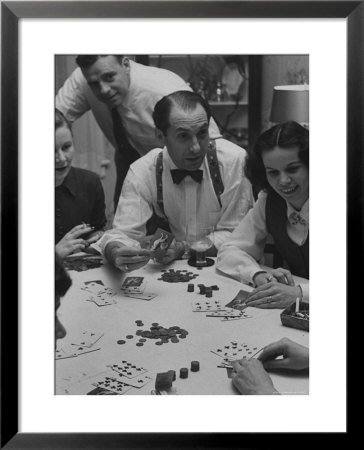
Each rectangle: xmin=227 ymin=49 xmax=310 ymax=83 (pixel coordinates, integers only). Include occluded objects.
xmin=155 ymin=151 xmax=165 ymax=217
xmin=155 ymin=139 xmax=224 ymax=218
xmin=206 ymin=140 xmax=224 ymax=208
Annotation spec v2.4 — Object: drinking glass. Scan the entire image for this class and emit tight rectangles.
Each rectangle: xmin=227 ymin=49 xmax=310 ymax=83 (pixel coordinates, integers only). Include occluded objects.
xmin=186 ymin=225 xmax=215 ymax=267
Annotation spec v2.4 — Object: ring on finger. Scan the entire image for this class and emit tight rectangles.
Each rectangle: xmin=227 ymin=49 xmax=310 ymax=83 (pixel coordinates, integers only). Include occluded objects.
xmin=124 ymin=264 xmax=129 ymax=272
xmin=267 ymin=296 xmax=273 ymax=303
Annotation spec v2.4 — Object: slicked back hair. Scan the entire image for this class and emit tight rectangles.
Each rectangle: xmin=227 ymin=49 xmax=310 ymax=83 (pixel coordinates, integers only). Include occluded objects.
xmin=152 ymin=90 xmax=211 ymax=136
xmin=245 ymin=121 xmax=309 ymax=192
xmin=75 ymin=55 xmax=124 ymax=69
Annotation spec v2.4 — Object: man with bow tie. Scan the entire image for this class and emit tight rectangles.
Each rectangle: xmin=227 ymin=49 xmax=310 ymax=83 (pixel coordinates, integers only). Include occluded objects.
xmin=95 ymin=90 xmax=253 ymax=272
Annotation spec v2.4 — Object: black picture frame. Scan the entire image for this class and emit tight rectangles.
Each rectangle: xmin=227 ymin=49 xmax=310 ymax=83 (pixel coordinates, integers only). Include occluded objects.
xmin=1 ymin=1 xmax=361 ymax=447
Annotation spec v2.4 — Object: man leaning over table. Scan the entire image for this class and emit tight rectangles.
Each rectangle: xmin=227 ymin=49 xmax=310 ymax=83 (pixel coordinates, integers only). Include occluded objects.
xmin=94 ymin=90 xmax=253 ymax=273
xmin=56 ymin=55 xmax=221 ymax=209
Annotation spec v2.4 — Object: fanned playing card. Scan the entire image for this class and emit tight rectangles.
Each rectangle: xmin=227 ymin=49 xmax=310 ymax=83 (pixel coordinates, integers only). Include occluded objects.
xmin=150 ymin=228 xmax=174 ymax=259
xmin=92 ymin=376 xmax=132 ymax=395
xmin=122 ymin=291 xmax=157 ymax=301
xmin=55 ymin=347 xmax=77 ymax=360
xmin=211 ymin=341 xmax=261 ymax=361
xmin=220 ymin=314 xmax=252 ymax=322
xmin=86 ymin=292 xmax=116 ymax=306
xmin=109 ymin=372 xmax=153 ymax=388
xmin=71 ymin=330 xmax=104 ymax=348
xmin=107 ymin=361 xmax=147 ymax=379
xmin=206 ymin=308 xmax=246 ymax=318
xmin=192 ymin=298 xmax=225 ymax=312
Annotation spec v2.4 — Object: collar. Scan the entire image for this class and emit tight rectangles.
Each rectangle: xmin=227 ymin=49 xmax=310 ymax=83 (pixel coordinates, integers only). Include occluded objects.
xmin=286 ymin=199 xmax=309 ymax=224
xmin=162 ymin=147 xmax=207 ymax=174
xmin=57 ymin=167 xmax=77 ymax=197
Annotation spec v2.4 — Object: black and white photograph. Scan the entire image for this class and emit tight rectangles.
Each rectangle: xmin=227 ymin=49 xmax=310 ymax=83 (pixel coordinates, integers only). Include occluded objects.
xmin=55 ymin=53 xmax=310 ymax=396
xmin=2 ymin=0 xmax=355 ymax=443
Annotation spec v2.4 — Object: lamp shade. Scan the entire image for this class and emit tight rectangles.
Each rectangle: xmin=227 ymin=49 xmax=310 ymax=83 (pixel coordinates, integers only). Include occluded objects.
xmin=270 ymin=84 xmax=309 ymax=124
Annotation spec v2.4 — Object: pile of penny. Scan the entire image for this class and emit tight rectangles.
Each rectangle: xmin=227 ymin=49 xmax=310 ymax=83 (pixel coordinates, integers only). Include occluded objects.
xmin=158 ymin=269 xmax=199 ymax=283
xmin=118 ymin=323 xmax=189 ymax=346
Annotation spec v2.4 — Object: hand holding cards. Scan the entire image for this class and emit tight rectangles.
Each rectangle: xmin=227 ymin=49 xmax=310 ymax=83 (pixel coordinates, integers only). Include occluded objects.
xmin=148 ymin=228 xmax=174 ymax=262
xmin=105 ymin=241 xmax=152 ymax=273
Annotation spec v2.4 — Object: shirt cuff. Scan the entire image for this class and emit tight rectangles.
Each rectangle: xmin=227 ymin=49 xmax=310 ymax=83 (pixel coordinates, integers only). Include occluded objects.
xmin=299 ymin=283 xmax=309 ymax=301
xmin=96 ymin=232 xmax=141 ymax=255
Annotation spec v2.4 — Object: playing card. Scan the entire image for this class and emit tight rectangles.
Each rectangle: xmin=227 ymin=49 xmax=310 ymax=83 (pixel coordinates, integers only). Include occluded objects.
xmin=55 ymin=347 xmax=77 ymax=360
xmin=87 ymin=386 xmax=118 ymax=395
xmin=206 ymin=308 xmax=246 ymax=318
xmin=107 ymin=361 xmax=147 ymax=379
xmin=58 ymin=342 xmax=102 ymax=358
xmin=150 ymin=228 xmax=174 ymax=259
xmin=122 ymin=291 xmax=157 ymax=301
xmin=120 ymin=276 xmax=146 ymax=294
xmin=71 ymin=330 xmax=104 ymax=348
xmin=192 ymin=298 xmax=225 ymax=312
xmin=211 ymin=341 xmax=261 ymax=361
xmin=86 ymin=292 xmax=116 ymax=306
xmin=92 ymin=376 xmax=132 ymax=395
xmin=225 ymin=289 xmax=250 ymax=311
xmin=81 ymin=279 xmax=105 ymax=294
xmin=109 ymin=372 xmax=153 ymax=388
xmin=220 ymin=314 xmax=252 ymax=322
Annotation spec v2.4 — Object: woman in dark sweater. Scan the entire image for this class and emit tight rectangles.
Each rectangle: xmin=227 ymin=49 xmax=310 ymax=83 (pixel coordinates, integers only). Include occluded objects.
xmin=55 ymin=109 xmax=106 ymax=258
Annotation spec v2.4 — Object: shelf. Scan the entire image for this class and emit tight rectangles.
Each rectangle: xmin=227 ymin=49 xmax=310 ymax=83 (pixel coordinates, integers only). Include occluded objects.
xmin=209 ymin=101 xmax=248 ymax=106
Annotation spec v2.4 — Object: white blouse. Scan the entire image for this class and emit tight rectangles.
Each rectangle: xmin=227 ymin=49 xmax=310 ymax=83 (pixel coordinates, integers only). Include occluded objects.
xmin=217 ymin=191 xmax=309 ymax=299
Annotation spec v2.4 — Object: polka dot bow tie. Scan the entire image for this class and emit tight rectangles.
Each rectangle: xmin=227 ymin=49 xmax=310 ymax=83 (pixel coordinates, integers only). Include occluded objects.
xmin=289 ymin=211 xmax=306 ymax=225
xmin=170 ymin=169 xmax=203 ymax=185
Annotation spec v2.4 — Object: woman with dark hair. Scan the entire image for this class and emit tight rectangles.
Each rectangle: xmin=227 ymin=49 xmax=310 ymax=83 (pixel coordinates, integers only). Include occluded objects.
xmin=55 ymin=109 xmax=106 ymax=258
xmin=217 ymin=121 xmax=309 ymax=308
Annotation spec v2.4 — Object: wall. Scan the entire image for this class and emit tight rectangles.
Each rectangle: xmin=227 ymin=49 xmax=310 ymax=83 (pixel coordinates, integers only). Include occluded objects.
xmin=261 ymin=55 xmax=309 ymax=131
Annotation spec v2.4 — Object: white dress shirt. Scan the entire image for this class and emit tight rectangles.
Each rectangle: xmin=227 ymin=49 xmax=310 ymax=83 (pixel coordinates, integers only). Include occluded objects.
xmin=217 ymin=191 xmax=309 ymax=299
xmin=56 ymin=60 xmax=221 ymax=155
xmin=96 ymin=138 xmax=253 ymax=253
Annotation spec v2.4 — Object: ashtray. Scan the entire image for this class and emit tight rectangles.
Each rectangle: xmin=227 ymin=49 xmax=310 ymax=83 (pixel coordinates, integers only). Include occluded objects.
xmin=280 ymin=302 xmax=309 ymax=331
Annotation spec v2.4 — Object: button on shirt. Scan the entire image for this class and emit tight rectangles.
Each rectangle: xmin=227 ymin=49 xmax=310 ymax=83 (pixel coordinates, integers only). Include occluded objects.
xmin=55 ymin=167 xmax=106 ymax=243
xmin=217 ymin=191 xmax=309 ymax=299
xmin=96 ymin=138 xmax=254 ymax=253
xmin=56 ymin=60 xmax=221 ymax=156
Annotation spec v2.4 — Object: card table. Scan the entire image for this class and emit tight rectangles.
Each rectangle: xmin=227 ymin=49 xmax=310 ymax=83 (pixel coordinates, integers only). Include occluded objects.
xmin=56 ymin=258 xmax=309 ymax=395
